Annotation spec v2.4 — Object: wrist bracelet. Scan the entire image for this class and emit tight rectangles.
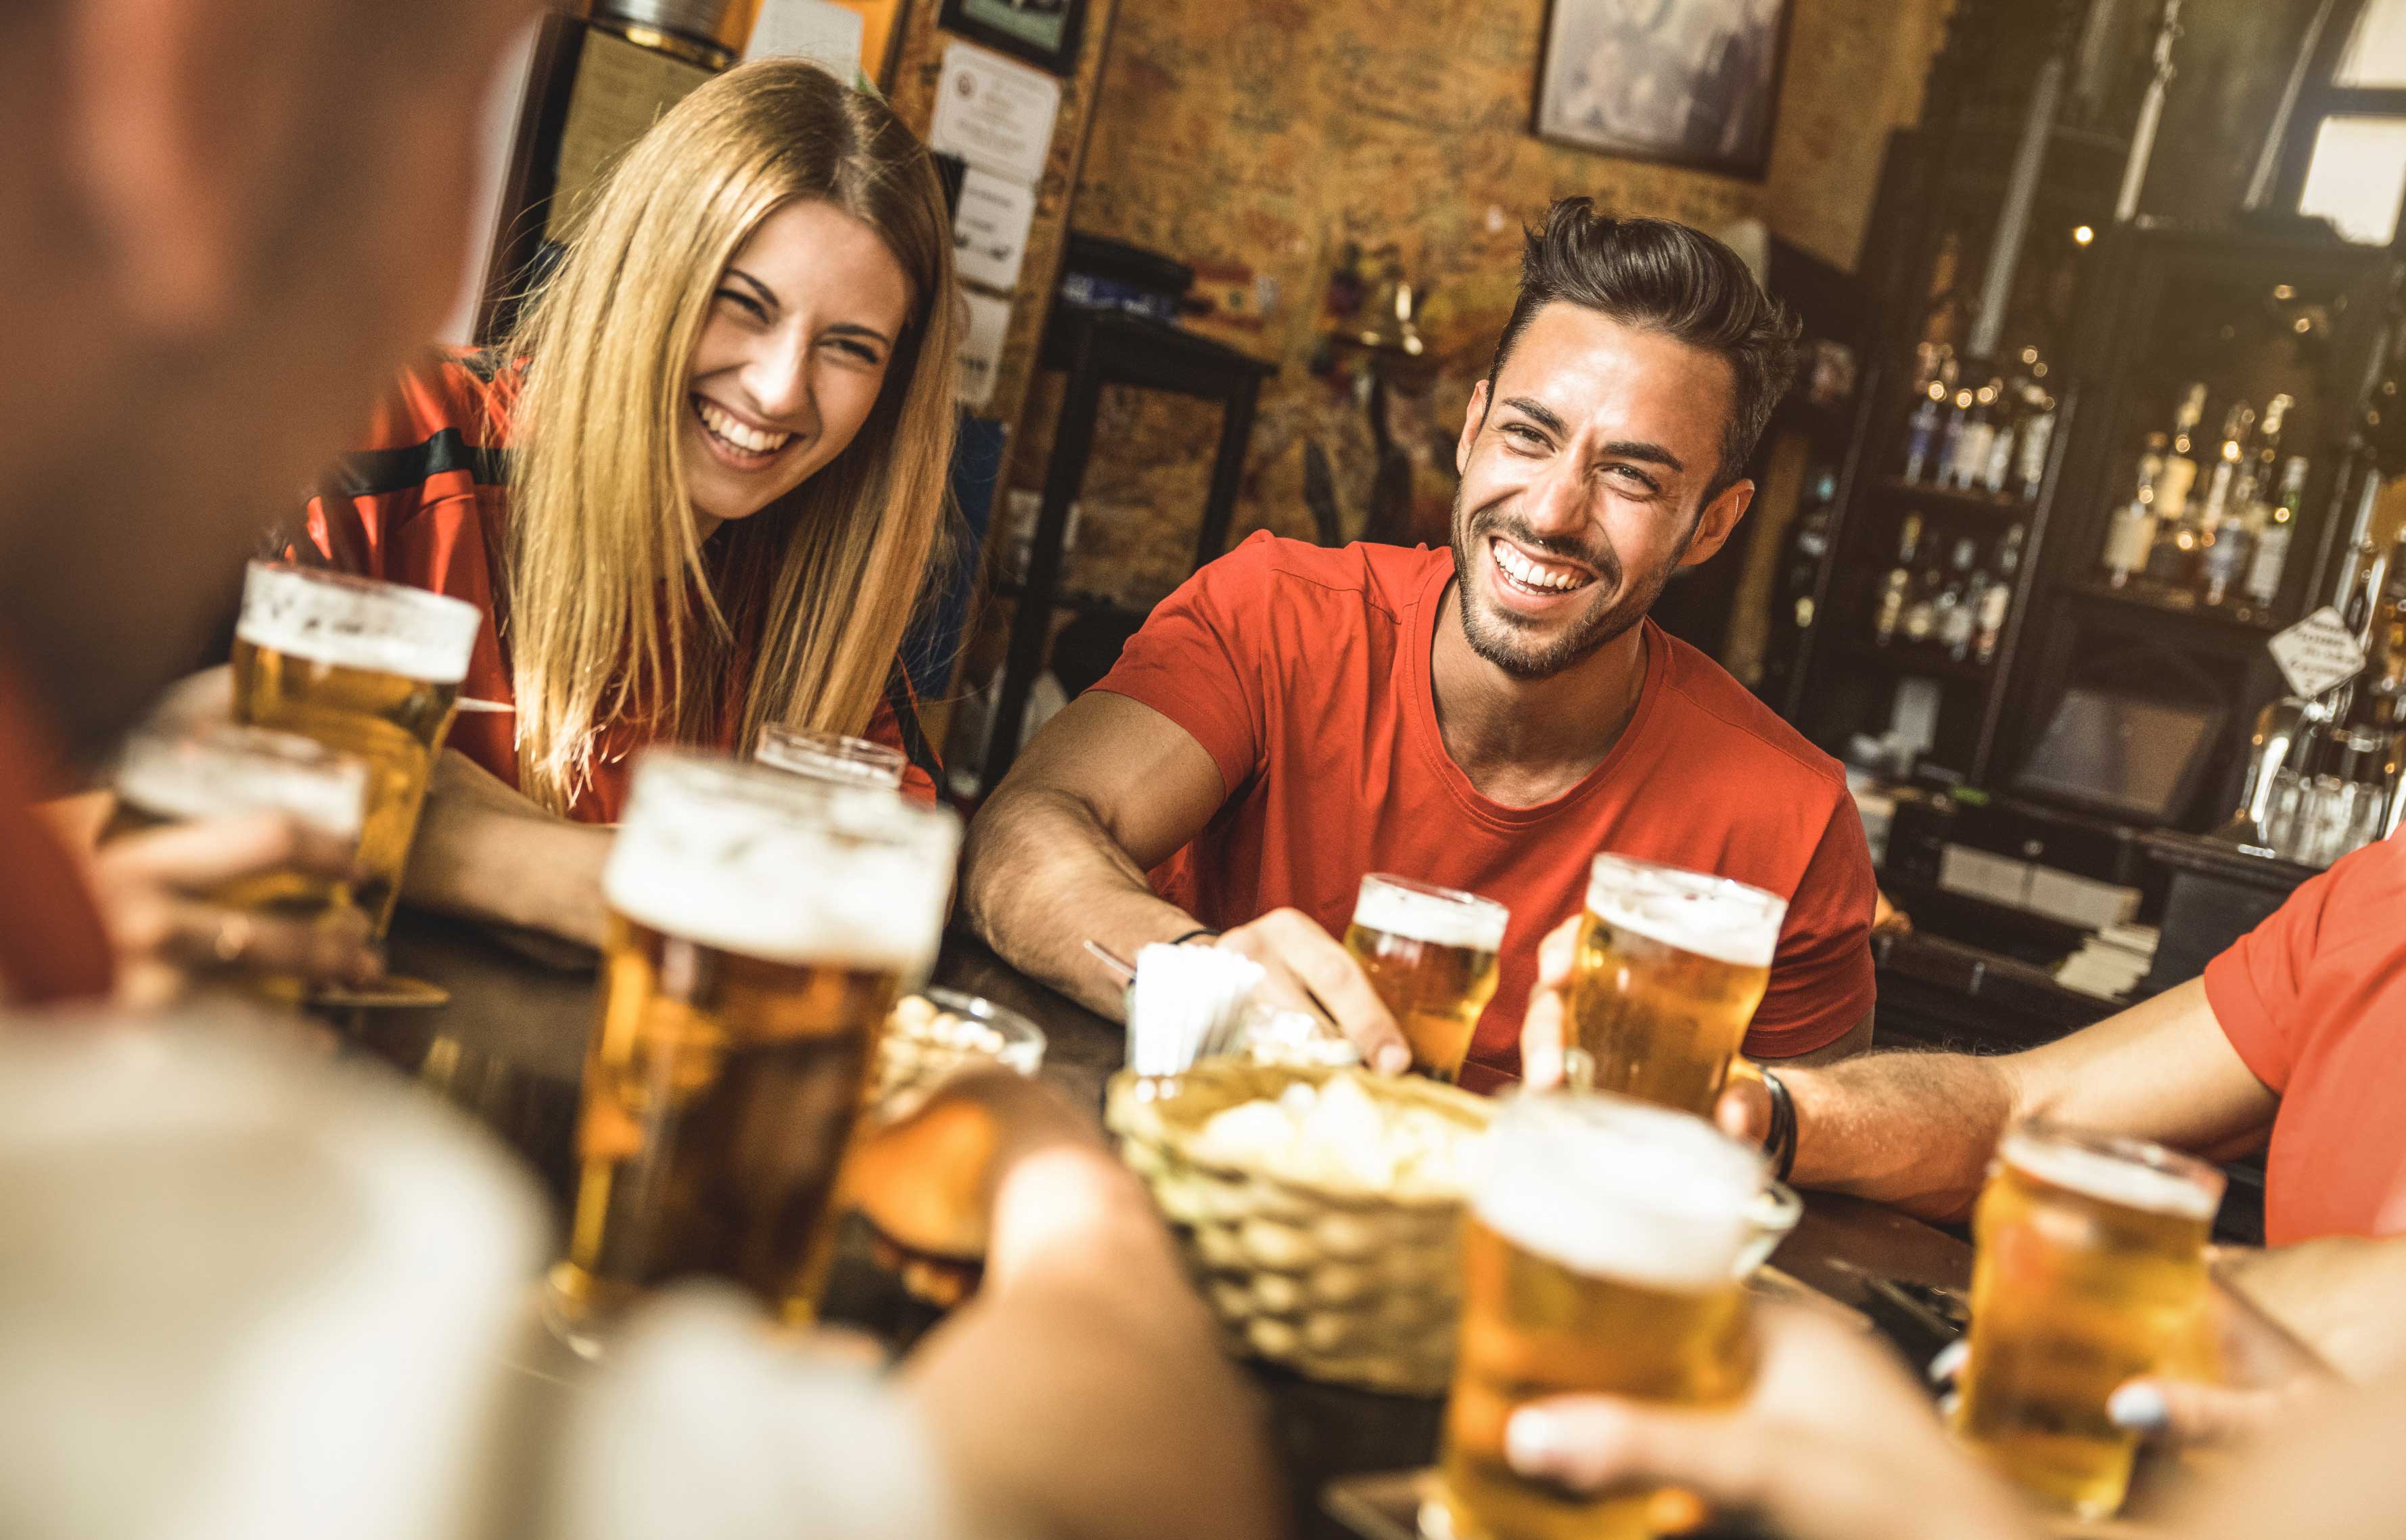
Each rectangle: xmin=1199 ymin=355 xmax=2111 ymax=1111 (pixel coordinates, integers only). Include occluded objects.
xmin=1763 ymin=1069 xmax=1799 ymax=1183
xmin=1170 ymin=927 xmax=1221 ymax=946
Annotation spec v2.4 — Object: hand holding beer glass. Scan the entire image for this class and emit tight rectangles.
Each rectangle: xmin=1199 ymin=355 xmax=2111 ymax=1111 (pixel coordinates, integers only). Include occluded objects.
xmin=1563 ymin=855 xmax=1785 ymax=1116
xmin=229 ymin=561 xmax=482 ymax=941
xmin=545 ymin=750 xmax=960 ymax=1355
xmin=1442 ymin=1093 xmax=1766 ymax=1540
xmin=101 ymin=721 xmax=377 ymax=1002
xmin=1953 ymin=1123 xmax=2223 ymax=1520
xmin=1341 ymin=875 xmax=1510 ymax=1083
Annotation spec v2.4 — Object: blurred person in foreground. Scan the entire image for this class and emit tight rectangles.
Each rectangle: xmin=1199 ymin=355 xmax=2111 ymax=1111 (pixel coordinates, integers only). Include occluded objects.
xmin=0 ymin=3 xmax=1280 ymax=1537
xmin=1522 ymin=833 xmax=2406 ymax=1439
xmin=964 ymin=203 xmax=1877 ymax=1091
xmin=1494 ymin=1303 xmax=2406 ymax=1540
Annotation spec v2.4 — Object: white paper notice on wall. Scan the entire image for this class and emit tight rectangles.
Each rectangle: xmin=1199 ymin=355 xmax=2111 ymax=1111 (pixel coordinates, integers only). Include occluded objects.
xmin=2268 ymin=605 xmax=2369 ymax=699
xmin=746 ymin=0 xmax=864 ymax=79
xmin=959 ymin=291 xmax=1014 ymax=411
xmin=929 ymin=41 xmax=1061 ymax=187
xmin=954 ymin=167 xmax=1039 ymax=291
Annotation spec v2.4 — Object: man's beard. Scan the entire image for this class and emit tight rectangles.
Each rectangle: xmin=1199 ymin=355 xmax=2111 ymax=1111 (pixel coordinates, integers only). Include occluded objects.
xmin=1448 ymin=494 xmax=1675 ymax=682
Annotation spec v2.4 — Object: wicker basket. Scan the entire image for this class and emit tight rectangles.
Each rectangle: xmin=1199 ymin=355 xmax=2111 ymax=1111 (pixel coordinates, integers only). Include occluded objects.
xmin=1105 ymin=1060 xmax=1494 ymax=1395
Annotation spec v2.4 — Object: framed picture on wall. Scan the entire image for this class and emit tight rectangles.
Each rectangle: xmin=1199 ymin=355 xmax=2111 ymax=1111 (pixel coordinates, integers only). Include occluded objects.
xmin=1532 ymin=0 xmax=1794 ymax=179
xmin=938 ymin=0 xmax=1086 ymax=76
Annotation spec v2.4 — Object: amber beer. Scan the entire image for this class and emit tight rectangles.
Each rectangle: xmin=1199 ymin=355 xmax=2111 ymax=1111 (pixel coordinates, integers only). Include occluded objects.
xmin=1442 ymin=1094 xmax=1765 ymax=1540
xmin=756 ymin=723 xmax=908 ymax=790
xmin=1955 ymin=1124 xmax=2223 ymax=1519
xmin=1566 ymin=855 xmax=1786 ymax=1115
xmin=108 ymin=722 xmax=370 ymax=998
xmin=546 ymin=750 xmax=960 ymax=1351
xmin=1341 ymin=874 xmax=1508 ymax=1082
xmin=229 ymin=562 xmax=481 ymax=934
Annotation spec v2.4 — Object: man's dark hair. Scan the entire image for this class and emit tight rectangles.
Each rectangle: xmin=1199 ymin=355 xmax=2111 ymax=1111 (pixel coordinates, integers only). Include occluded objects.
xmin=1489 ymin=200 xmax=1799 ymax=500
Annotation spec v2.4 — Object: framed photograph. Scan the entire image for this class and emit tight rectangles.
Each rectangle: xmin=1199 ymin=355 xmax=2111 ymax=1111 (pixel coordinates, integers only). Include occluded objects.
xmin=1532 ymin=0 xmax=1794 ymax=179
xmin=938 ymin=0 xmax=1086 ymax=77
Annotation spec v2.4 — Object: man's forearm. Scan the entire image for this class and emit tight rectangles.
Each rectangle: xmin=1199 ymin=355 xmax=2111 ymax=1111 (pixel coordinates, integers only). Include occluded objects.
xmin=1785 ymin=1050 xmax=2020 ymax=1221
xmin=403 ymin=794 xmax=609 ymax=945
xmin=961 ymin=785 xmax=1203 ymax=1019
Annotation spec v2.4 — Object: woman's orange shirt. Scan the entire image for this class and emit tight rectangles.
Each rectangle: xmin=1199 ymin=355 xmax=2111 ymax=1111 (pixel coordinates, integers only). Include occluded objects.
xmin=298 ymin=350 xmax=940 ymax=823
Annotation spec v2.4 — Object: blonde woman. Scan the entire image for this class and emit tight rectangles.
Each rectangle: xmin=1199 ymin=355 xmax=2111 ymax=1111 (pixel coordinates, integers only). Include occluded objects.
xmin=290 ymin=59 xmax=963 ymax=942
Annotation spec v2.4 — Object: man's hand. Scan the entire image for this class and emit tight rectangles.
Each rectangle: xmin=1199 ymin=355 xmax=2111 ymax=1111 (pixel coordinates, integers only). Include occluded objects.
xmin=1504 ymin=1308 xmax=2039 ymax=1540
xmin=89 ymin=812 xmax=379 ymax=1008
xmin=1215 ymin=907 xmax=1410 ymax=1073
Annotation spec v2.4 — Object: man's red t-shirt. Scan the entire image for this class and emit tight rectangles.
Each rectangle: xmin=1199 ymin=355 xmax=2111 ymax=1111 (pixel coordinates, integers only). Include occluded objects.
xmin=1094 ymin=534 xmax=1876 ymax=1090
xmin=2205 ymin=835 xmax=2406 ymax=1245
xmin=299 ymin=350 xmax=940 ymax=822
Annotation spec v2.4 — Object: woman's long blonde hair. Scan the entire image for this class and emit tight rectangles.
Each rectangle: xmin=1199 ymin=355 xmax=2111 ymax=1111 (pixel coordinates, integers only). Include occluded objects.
xmin=501 ymin=59 xmax=961 ymax=814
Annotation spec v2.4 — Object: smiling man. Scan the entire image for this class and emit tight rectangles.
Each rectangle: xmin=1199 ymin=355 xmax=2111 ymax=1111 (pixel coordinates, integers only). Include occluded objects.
xmin=962 ymin=201 xmax=1876 ymax=1088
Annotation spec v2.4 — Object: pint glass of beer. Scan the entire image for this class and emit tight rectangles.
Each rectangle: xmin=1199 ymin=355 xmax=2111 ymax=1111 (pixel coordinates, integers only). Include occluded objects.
xmin=756 ymin=724 xmax=908 ymax=790
xmin=229 ymin=562 xmax=482 ymax=935
xmin=108 ymin=722 xmax=371 ymax=1000
xmin=547 ymin=749 xmax=961 ymax=1351
xmin=1442 ymin=1093 xmax=1764 ymax=1540
xmin=1341 ymin=874 xmax=1509 ymax=1082
xmin=1954 ymin=1123 xmax=2223 ymax=1519
xmin=1565 ymin=855 xmax=1785 ymax=1115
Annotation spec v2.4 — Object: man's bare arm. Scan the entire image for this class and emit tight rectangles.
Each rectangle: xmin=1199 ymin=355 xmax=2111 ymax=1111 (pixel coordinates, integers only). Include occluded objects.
xmin=1782 ymin=978 xmax=2277 ymax=1221
xmin=960 ymin=693 xmax=1229 ymax=1017
xmin=402 ymin=749 xmax=610 ymax=946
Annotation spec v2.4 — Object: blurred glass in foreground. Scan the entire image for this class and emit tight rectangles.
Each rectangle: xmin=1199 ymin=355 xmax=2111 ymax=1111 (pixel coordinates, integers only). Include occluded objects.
xmin=1954 ymin=1123 xmax=2224 ymax=1519
xmin=756 ymin=724 xmax=908 ymax=791
xmin=1441 ymin=1093 xmax=1764 ymax=1540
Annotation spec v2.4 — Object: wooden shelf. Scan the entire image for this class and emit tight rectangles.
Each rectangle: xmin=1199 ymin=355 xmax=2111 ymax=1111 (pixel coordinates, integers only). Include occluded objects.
xmin=1870 ymin=475 xmax=2035 ymax=516
xmin=1832 ymin=638 xmax=1995 ymax=686
xmin=2064 ymin=580 xmax=2282 ymax=634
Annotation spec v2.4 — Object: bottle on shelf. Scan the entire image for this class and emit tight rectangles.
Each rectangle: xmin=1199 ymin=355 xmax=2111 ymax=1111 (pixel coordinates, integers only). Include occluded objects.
xmin=1939 ymin=536 xmax=1981 ymax=660
xmin=2243 ymin=455 xmax=2310 ymax=609
xmin=2198 ymin=400 xmax=2258 ymax=607
xmin=2013 ymin=380 xmax=2057 ymax=503
xmin=1902 ymin=381 xmax=1947 ymax=483
xmin=1948 ymin=378 xmax=2002 ymax=490
xmin=1936 ymin=388 xmax=1974 ymax=489
xmin=2101 ymin=433 xmax=2168 ymax=588
xmin=1872 ymin=513 xmax=1923 ymax=646
xmin=1981 ymin=381 xmax=2020 ymax=494
xmin=1974 ymin=524 xmax=2025 ymax=665
xmin=2144 ymin=383 xmax=2210 ymax=588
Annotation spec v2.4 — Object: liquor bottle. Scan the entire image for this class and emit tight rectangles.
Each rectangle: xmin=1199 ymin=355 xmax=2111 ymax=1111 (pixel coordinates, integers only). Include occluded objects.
xmin=1938 ymin=537 xmax=1980 ymax=659
xmin=1949 ymin=380 xmax=2002 ymax=489
xmin=2244 ymin=456 xmax=2310 ymax=607
xmin=1902 ymin=381 xmax=1947 ymax=483
xmin=2144 ymin=383 xmax=2209 ymax=586
xmin=2198 ymin=401 xmax=2257 ymax=607
xmin=2102 ymin=434 xmax=2167 ymax=588
xmin=2014 ymin=383 xmax=2057 ymax=502
xmin=1973 ymin=525 xmax=2025 ymax=664
xmin=1936 ymin=389 xmax=1973 ymax=489
xmin=1872 ymin=513 xmax=1923 ymax=645
xmin=1901 ymin=559 xmax=1943 ymax=645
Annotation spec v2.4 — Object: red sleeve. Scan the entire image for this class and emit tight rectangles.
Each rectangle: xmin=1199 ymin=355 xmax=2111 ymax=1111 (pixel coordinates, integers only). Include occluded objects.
xmin=1743 ymin=795 xmax=1878 ymax=1058
xmin=297 ymin=350 xmax=503 ymax=578
xmin=1088 ymin=530 xmax=1276 ymax=797
xmin=2203 ymin=855 xmax=2348 ymax=1095
xmin=864 ymin=691 xmax=940 ymax=806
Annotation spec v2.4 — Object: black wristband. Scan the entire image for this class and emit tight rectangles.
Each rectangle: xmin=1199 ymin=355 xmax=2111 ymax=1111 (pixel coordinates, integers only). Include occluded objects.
xmin=1170 ymin=927 xmax=1222 ymax=946
xmin=1762 ymin=1069 xmax=1799 ymax=1183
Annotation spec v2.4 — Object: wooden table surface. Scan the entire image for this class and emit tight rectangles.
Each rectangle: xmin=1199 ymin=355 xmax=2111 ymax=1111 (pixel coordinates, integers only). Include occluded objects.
xmin=350 ymin=908 xmax=1981 ymax=1540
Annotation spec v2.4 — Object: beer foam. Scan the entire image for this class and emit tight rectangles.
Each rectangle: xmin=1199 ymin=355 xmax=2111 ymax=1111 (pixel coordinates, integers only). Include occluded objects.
xmin=114 ymin=726 xmax=367 ymax=838
xmin=603 ymin=753 xmax=960 ymax=973
xmin=1473 ymin=1094 xmax=1761 ymax=1291
xmin=2003 ymin=1129 xmax=2221 ymax=1223
xmin=1352 ymin=877 xmax=1508 ymax=952
xmin=1585 ymin=856 xmax=1785 ymax=970
xmin=235 ymin=563 xmax=482 ymax=685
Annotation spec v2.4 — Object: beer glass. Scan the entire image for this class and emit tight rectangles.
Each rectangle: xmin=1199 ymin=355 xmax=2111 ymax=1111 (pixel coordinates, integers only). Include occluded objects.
xmin=546 ymin=749 xmax=961 ymax=1353
xmin=229 ymin=562 xmax=481 ymax=935
xmin=1442 ymin=1093 xmax=1765 ymax=1540
xmin=1341 ymin=874 xmax=1508 ymax=1082
xmin=1955 ymin=1123 xmax=2223 ymax=1519
xmin=756 ymin=724 xmax=908 ymax=791
xmin=108 ymin=722 xmax=371 ymax=1001
xmin=1565 ymin=855 xmax=1786 ymax=1115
